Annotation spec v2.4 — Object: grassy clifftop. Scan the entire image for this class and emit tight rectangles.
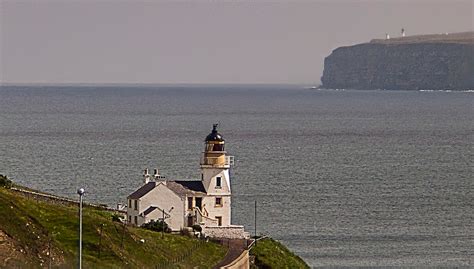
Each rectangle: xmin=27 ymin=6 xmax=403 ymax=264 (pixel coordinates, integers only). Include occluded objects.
xmin=250 ymin=238 xmax=309 ymax=269
xmin=0 ymin=185 xmax=226 ymax=268
xmin=0 ymin=177 xmax=310 ymax=268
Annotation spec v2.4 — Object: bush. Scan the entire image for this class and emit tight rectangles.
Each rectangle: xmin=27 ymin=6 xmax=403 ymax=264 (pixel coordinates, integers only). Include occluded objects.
xmin=111 ymin=214 xmax=123 ymax=222
xmin=180 ymin=228 xmax=192 ymax=237
xmin=141 ymin=220 xmax=171 ymax=233
xmin=0 ymin=175 xmax=12 ymax=188
xmin=191 ymin=224 xmax=202 ymax=232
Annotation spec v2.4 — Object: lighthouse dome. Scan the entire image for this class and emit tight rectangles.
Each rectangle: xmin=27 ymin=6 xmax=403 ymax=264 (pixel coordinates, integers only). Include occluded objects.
xmin=205 ymin=124 xmax=224 ymax=142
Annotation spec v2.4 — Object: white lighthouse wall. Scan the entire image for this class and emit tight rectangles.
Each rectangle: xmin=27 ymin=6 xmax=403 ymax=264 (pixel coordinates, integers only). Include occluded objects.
xmin=201 ymin=168 xmax=231 ymax=195
xmin=203 ymin=195 xmax=232 ymax=226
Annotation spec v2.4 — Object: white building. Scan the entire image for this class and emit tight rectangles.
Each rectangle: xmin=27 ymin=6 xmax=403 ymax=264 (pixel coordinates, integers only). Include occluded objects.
xmin=126 ymin=124 xmax=248 ymax=239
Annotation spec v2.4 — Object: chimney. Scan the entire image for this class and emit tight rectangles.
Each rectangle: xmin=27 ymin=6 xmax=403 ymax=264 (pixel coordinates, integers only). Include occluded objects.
xmin=154 ymin=168 xmax=165 ymax=180
xmin=143 ymin=168 xmax=150 ymax=184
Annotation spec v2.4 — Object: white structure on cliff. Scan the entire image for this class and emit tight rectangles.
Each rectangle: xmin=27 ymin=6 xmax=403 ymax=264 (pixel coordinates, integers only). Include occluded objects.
xmin=126 ymin=124 xmax=248 ymax=239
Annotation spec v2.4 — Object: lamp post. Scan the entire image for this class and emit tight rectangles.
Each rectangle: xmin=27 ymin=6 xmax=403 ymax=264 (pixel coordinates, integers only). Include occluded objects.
xmin=77 ymin=188 xmax=85 ymax=269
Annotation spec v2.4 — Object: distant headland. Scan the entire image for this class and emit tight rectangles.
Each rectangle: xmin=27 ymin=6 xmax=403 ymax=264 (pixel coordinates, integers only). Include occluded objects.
xmin=321 ymin=31 xmax=474 ymax=91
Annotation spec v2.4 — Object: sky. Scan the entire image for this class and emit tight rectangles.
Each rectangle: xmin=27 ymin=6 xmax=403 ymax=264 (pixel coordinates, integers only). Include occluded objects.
xmin=0 ymin=0 xmax=472 ymax=85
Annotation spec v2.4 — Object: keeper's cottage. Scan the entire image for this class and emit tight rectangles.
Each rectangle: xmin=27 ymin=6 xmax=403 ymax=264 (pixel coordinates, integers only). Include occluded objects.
xmin=126 ymin=124 xmax=248 ymax=239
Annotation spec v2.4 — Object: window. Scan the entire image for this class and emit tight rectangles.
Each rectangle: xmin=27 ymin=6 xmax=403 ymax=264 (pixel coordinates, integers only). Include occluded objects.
xmin=134 ymin=216 xmax=138 ymax=225
xmin=128 ymin=216 xmax=131 ymax=223
xmin=216 ymin=177 xmax=222 ymax=188
xmin=215 ymin=197 xmax=222 ymax=206
xmin=216 ymin=216 xmax=222 ymax=226
xmin=134 ymin=200 xmax=138 ymax=210
xmin=128 ymin=199 xmax=132 ymax=208
xmin=195 ymin=197 xmax=202 ymax=210
xmin=188 ymin=197 xmax=193 ymax=210
xmin=213 ymin=144 xmax=224 ymax=151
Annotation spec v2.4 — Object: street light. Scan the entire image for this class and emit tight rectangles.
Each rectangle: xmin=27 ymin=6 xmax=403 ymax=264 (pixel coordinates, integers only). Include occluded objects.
xmin=77 ymin=188 xmax=85 ymax=269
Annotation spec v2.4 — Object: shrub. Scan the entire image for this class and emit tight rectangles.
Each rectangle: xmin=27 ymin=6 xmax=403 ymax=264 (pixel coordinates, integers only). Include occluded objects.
xmin=179 ymin=228 xmax=191 ymax=237
xmin=0 ymin=175 xmax=12 ymax=188
xmin=142 ymin=220 xmax=171 ymax=233
xmin=191 ymin=224 xmax=202 ymax=232
xmin=111 ymin=214 xmax=123 ymax=222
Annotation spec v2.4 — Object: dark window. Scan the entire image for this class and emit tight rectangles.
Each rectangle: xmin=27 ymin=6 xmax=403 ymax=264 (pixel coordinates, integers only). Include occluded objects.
xmin=128 ymin=216 xmax=131 ymax=223
xmin=215 ymin=197 xmax=222 ymax=206
xmin=216 ymin=216 xmax=222 ymax=226
xmin=134 ymin=216 xmax=138 ymax=224
xmin=188 ymin=197 xmax=193 ymax=210
xmin=134 ymin=200 xmax=138 ymax=210
xmin=195 ymin=197 xmax=202 ymax=210
xmin=216 ymin=177 xmax=222 ymax=188
xmin=213 ymin=144 xmax=224 ymax=151
xmin=128 ymin=199 xmax=132 ymax=208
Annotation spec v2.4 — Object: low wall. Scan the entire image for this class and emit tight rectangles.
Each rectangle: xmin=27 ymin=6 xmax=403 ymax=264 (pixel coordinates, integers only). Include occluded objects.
xmin=203 ymin=225 xmax=250 ymax=239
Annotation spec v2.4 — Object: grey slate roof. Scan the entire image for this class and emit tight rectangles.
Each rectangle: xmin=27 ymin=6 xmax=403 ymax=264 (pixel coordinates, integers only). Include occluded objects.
xmin=127 ymin=179 xmax=206 ymax=200
xmin=127 ymin=182 xmax=157 ymax=199
xmin=166 ymin=180 xmax=206 ymax=196
xmin=143 ymin=206 xmax=159 ymax=216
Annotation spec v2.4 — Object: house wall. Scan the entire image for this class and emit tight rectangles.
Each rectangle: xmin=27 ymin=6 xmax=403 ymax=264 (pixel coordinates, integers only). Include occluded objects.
xmin=203 ymin=195 xmax=231 ymax=226
xmin=127 ymin=183 xmax=185 ymax=231
xmin=141 ymin=183 xmax=185 ymax=231
xmin=127 ymin=198 xmax=140 ymax=225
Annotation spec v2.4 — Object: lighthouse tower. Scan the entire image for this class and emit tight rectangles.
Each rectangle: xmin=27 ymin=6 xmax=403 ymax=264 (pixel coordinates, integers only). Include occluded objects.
xmin=200 ymin=124 xmax=234 ymax=226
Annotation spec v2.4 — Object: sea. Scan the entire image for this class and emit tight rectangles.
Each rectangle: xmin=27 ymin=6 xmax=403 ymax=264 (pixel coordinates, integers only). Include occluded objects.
xmin=0 ymin=85 xmax=472 ymax=268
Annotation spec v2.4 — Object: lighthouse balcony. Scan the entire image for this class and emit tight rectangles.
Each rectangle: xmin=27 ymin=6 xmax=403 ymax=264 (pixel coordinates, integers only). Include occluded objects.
xmin=200 ymin=155 xmax=234 ymax=167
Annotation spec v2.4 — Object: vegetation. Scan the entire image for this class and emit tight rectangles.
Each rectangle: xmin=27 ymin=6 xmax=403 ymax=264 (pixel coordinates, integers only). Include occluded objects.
xmin=0 ymin=186 xmax=226 ymax=268
xmin=0 ymin=174 xmax=12 ymax=188
xmin=250 ymin=238 xmax=310 ymax=269
xmin=141 ymin=220 xmax=171 ymax=233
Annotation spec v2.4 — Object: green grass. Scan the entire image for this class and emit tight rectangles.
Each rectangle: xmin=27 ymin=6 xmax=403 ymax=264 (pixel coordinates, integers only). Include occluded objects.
xmin=250 ymin=238 xmax=310 ymax=269
xmin=0 ymin=187 xmax=226 ymax=268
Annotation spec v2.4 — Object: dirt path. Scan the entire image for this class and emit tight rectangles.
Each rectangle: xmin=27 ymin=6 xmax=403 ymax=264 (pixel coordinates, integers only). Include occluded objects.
xmin=213 ymin=239 xmax=249 ymax=268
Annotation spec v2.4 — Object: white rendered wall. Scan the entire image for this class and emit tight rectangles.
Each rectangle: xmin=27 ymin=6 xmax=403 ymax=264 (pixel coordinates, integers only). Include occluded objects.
xmin=130 ymin=183 xmax=185 ymax=231
xmin=201 ymin=168 xmax=231 ymax=195
xmin=203 ymin=195 xmax=231 ymax=226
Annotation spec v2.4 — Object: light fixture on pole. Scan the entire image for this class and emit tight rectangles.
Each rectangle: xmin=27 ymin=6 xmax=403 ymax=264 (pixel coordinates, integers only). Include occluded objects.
xmin=77 ymin=188 xmax=85 ymax=269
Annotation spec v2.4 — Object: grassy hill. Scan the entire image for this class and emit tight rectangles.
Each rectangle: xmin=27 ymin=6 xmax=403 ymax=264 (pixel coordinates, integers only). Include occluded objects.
xmin=250 ymin=238 xmax=309 ymax=269
xmin=0 ymin=182 xmax=226 ymax=268
xmin=0 ymin=175 xmax=310 ymax=268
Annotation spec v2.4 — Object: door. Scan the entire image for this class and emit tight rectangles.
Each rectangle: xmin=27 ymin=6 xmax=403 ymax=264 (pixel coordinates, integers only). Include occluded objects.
xmin=195 ymin=197 xmax=202 ymax=210
xmin=187 ymin=215 xmax=194 ymax=227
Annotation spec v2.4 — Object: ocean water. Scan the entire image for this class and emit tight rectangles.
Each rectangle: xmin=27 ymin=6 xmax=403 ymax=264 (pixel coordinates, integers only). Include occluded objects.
xmin=0 ymin=85 xmax=472 ymax=267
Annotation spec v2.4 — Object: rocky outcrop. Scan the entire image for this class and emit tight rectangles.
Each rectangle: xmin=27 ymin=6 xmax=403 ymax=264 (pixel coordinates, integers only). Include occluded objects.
xmin=321 ymin=32 xmax=474 ymax=90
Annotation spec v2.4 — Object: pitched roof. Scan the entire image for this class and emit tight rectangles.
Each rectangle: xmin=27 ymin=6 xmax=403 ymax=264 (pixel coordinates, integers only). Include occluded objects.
xmin=142 ymin=206 xmax=170 ymax=218
xmin=143 ymin=206 xmax=159 ymax=216
xmin=127 ymin=182 xmax=157 ymax=199
xmin=166 ymin=180 xmax=206 ymax=196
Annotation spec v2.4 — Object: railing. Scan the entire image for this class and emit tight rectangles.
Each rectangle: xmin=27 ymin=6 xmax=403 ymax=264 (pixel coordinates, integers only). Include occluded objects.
xmin=193 ymin=207 xmax=218 ymax=226
xmin=200 ymin=156 xmax=234 ymax=167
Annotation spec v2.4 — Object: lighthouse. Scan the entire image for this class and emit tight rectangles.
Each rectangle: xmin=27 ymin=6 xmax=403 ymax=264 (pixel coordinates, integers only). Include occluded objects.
xmin=126 ymin=124 xmax=248 ymax=238
xmin=200 ymin=124 xmax=234 ymax=226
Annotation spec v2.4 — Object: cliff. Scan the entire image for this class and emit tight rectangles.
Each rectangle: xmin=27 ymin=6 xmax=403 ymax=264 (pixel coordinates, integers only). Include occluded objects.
xmin=321 ymin=32 xmax=474 ymax=90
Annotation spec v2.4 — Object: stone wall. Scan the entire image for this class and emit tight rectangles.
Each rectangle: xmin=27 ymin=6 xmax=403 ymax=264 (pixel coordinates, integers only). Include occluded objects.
xmin=202 ymin=225 xmax=250 ymax=239
xmin=321 ymin=33 xmax=474 ymax=90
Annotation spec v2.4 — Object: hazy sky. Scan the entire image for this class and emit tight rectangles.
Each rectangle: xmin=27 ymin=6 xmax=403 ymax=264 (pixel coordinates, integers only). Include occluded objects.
xmin=1 ymin=0 xmax=472 ymax=84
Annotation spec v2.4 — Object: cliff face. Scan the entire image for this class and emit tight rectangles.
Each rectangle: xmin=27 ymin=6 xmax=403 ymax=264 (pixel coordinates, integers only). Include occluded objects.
xmin=321 ymin=32 xmax=474 ymax=90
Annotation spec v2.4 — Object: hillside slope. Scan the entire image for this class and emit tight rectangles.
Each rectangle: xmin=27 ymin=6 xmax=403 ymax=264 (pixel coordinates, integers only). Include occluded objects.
xmin=0 ymin=186 xmax=226 ymax=268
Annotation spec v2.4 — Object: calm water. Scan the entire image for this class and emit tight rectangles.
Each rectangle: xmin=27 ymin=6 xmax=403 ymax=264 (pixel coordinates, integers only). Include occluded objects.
xmin=0 ymin=85 xmax=472 ymax=267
